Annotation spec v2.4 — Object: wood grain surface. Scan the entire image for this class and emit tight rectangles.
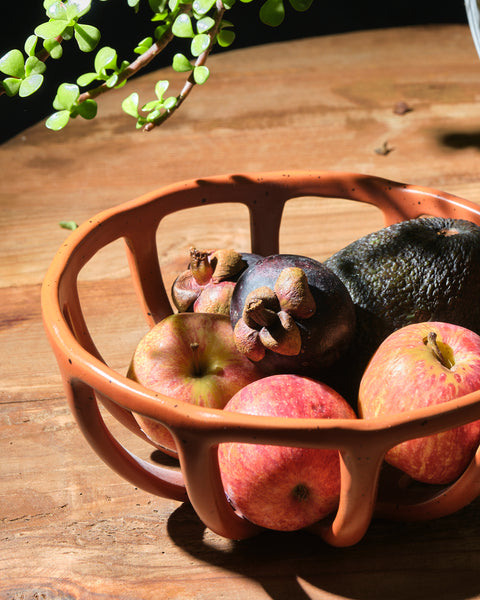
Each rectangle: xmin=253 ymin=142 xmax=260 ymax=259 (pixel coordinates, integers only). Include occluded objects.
xmin=1 ymin=24 xmax=480 ymax=600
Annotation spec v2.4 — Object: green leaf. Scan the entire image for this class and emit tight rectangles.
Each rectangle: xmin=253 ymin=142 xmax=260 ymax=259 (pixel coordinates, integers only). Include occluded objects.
xmin=59 ymin=220 xmax=79 ymax=231
xmin=149 ymin=0 xmax=168 ymax=11
xmin=134 ymin=37 xmax=153 ymax=54
xmin=259 ymin=0 xmax=285 ymax=26
xmin=106 ymin=73 xmax=118 ymax=87
xmin=43 ymin=37 xmax=63 ymax=59
xmin=25 ymin=56 xmax=47 ymax=77
xmin=76 ymin=98 xmax=97 ymax=119
xmin=152 ymin=11 xmax=169 ymax=21
xmin=146 ymin=108 xmax=162 ymax=122
xmin=94 ymin=46 xmax=117 ymax=72
xmin=193 ymin=65 xmax=209 ymax=84
xmin=217 ymin=29 xmax=235 ymax=47
xmin=197 ymin=16 xmax=215 ymax=33
xmin=47 ymin=1 xmax=68 ymax=20
xmin=122 ymin=92 xmax=140 ymax=117
xmin=142 ymin=100 xmax=161 ymax=111
xmin=2 ymin=78 xmax=22 ymax=97
xmin=168 ymin=0 xmax=180 ymax=10
xmin=128 ymin=0 xmax=141 ymax=10
xmin=138 ymin=37 xmax=154 ymax=48
xmin=192 ymin=0 xmax=216 ymax=14
xmin=191 ymin=33 xmax=210 ymax=57
xmin=223 ymin=0 xmax=236 ymax=7
xmin=66 ymin=0 xmax=92 ymax=19
xmin=172 ymin=53 xmax=193 ymax=72
xmin=25 ymin=36 xmax=39 ymax=57
xmin=289 ymin=0 xmax=313 ymax=10
xmin=172 ymin=14 xmax=194 ymax=38
xmin=19 ymin=74 xmax=44 ymax=97
xmin=43 ymin=0 xmax=59 ymax=10
xmin=35 ymin=20 xmax=68 ymax=39
xmin=155 ymin=79 xmax=169 ymax=100
xmin=77 ymin=71 xmax=98 ymax=86
xmin=0 ymin=50 xmax=25 ymax=78
xmin=61 ymin=25 xmax=75 ymax=41
xmin=74 ymin=23 xmax=101 ymax=52
xmin=53 ymin=82 xmax=80 ymax=110
xmin=164 ymin=96 xmax=177 ymax=110
xmin=46 ymin=110 xmax=71 ymax=130
xmin=75 ymin=0 xmax=93 ymax=17
xmin=154 ymin=24 xmax=169 ymax=39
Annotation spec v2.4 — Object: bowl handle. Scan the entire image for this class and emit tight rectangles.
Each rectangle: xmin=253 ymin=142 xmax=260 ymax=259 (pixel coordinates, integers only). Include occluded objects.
xmin=308 ymin=448 xmax=385 ymax=547
xmin=174 ymin=435 xmax=262 ymax=540
xmin=174 ymin=430 xmax=387 ymax=546
xmin=375 ymin=445 xmax=480 ymax=521
xmin=66 ymin=377 xmax=188 ymax=502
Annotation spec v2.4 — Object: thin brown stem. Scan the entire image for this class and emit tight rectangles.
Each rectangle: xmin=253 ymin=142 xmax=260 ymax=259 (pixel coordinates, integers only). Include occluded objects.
xmin=143 ymin=0 xmax=226 ymax=132
xmin=1 ymin=1 xmax=224 ymax=128
xmin=78 ymin=4 xmax=193 ymax=104
xmin=426 ymin=331 xmax=452 ymax=369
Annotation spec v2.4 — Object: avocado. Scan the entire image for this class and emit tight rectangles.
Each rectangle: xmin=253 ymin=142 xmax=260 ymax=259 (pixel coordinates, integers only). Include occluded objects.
xmin=323 ymin=217 xmax=480 ymax=402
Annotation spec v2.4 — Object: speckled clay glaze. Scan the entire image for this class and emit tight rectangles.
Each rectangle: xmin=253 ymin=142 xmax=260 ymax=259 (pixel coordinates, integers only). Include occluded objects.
xmin=41 ymin=171 xmax=480 ymax=547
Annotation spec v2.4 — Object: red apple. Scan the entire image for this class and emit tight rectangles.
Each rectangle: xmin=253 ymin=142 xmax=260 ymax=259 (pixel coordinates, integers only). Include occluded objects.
xmin=127 ymin=312 xmax=263 ymax=454
xmin=358 ymin=321 xmax=480 ymax=484
xmin=217 ymin=374 xmax=357 ymax=531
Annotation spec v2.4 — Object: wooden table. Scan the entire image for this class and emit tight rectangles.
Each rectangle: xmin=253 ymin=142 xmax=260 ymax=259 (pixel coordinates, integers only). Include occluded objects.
xmin=2 ymin=24 xmax=480 ymax=600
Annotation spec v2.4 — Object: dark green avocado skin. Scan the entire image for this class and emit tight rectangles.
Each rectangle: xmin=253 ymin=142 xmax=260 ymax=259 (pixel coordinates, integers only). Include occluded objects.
xmin=323 ymin=217 xmax=480 ymax=403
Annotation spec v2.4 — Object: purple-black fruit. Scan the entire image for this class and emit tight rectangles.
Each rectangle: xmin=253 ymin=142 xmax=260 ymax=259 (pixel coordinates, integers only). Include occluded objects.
xmin=230 ymin=254 xmax=356 ymax=376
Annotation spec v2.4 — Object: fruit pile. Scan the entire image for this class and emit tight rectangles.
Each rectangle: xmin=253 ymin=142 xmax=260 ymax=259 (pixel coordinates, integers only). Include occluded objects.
xmin=127 ymin=216 xmax=480 ymax=532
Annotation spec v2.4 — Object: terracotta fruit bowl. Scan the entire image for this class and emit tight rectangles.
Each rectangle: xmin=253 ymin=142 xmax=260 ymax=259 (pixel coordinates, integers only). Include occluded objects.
xmin=41 ymin=171 xmax=480 ymax=547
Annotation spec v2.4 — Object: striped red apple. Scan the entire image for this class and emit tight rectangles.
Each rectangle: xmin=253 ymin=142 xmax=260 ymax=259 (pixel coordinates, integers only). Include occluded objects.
xmin=127 ymin=312 xmax=263 ymax=454
xmin=218 ymin=374 xmax=357 ymax=531
xmin=358 ymin=321 xmax=480 ymax=484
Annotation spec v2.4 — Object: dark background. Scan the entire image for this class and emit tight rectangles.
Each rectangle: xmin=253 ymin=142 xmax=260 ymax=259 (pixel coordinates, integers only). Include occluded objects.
xmin=0 ymin=1 xmax=471 ymax=143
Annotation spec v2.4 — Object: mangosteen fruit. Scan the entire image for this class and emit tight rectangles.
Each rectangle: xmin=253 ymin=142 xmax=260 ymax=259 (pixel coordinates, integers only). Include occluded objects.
xmin=230 ymin=254 xmax=356 ymax=376
xmin=171 ymin=247 xmax=262 ymax=313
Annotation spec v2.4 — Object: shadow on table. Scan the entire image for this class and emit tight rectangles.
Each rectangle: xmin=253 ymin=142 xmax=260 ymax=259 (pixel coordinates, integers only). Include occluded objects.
xmin=437 ymin=130 xmax=480 ymax=151
xmin=167 ymin=500 xmax=480 ymax=600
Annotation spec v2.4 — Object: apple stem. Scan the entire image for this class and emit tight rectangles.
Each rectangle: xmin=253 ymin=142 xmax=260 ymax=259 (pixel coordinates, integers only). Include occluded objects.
xmin=190 ymin=342 xmax=203 ymax=377
xmin=427 ymin=331 xmax=450 ymax=369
